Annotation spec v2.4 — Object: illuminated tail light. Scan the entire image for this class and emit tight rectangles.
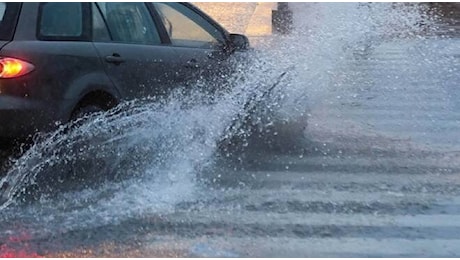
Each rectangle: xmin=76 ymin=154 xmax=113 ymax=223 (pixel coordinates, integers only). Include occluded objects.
xmin=0 ymin=57 xmax=35 ymax=79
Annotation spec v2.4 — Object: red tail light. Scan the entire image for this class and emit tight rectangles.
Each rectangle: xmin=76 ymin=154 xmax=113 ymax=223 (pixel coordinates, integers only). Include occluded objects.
xmin=0 ymin=57 xmax=35 ymax=79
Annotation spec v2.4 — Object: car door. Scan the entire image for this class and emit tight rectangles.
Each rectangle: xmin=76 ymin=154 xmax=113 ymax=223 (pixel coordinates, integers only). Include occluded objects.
xmin=150 ymin=2 xmax=232 ymax=85
xmin=91 ymin=2 xmax=177 ymax=100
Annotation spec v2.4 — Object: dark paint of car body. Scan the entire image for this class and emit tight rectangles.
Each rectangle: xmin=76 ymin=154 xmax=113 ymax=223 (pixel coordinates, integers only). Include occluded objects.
xmin=0 ymin=2 xmax=249 ymax=143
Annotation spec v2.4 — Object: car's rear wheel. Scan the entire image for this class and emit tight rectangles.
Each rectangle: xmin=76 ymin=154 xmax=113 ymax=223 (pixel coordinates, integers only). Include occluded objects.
xmin=71 ymin=104 xmax=105 ymax=121
xmin=70 ymin=90 xmax=118 ymax=122
xmin=62 ymin=102 xmax=115 ymax=192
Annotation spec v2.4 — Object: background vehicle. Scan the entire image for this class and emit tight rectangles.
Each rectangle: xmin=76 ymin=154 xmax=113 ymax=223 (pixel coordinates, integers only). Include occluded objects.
xmin=0 ymin=2 xmax=249 ymax=143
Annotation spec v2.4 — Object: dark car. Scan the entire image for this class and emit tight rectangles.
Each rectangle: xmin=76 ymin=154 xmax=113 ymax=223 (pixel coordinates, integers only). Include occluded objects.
xmin=0 ymin=2 xmax=249 ymax=143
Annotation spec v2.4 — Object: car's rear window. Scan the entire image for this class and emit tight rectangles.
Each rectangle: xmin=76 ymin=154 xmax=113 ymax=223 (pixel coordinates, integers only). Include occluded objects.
xmin=0 ymin=2 xmax=21 ymax=41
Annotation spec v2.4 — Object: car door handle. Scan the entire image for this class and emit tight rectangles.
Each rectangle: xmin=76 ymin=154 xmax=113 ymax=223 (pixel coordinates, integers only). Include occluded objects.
xmin=184 ymin=59 xmax=199 ymax=69
xmin=105 ymin=54 xmax=125 ymax=65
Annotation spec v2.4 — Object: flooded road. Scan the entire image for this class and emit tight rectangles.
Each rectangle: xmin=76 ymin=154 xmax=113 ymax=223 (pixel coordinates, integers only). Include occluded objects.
xmin=1 ymin=3 xmax=460 ymax=257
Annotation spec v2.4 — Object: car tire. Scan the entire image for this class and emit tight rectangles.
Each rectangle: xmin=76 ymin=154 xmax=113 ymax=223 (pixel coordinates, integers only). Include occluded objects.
xmin=71 ymin=104 xmax=106 ymax=122
xmin=64 ymin=104 xmax=111 ymax=190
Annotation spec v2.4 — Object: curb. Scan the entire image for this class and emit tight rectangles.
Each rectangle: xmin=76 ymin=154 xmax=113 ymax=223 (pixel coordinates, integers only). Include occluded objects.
xmin=245 ymin=3 xmax=278 ymax=37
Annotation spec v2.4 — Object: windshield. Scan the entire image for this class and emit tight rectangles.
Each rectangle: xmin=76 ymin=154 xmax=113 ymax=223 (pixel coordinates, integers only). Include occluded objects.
xmin=0 ymin=2 xmax=20 ymax=41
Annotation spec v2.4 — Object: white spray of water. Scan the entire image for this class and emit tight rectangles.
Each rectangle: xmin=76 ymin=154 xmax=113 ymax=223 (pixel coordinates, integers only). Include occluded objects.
xmin=0 ymin=3 xmax=435 ymax=229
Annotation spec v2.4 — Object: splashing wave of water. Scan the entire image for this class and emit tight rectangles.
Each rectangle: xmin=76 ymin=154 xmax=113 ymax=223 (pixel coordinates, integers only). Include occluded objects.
xmin=0 ymin=3 xmax=436 ymax=228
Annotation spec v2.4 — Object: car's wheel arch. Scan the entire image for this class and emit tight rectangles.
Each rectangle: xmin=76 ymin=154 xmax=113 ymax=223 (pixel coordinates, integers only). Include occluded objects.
xmin=61 ymin=72 xmax=121 ymax=122
xmin=70 ymin=90 xmax=119 ymax=119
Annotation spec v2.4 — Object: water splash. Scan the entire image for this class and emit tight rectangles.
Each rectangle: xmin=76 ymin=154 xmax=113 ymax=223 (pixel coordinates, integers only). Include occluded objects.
xmin=0 ymin=2 xmax=438 ymax=231
xmin=0 ymin=52 xmax=296 ymax=209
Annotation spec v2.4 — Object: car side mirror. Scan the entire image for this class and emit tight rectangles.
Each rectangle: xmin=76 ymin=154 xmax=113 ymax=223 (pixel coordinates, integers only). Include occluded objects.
xmin=229 ymin=33 xmax=250 ymax=51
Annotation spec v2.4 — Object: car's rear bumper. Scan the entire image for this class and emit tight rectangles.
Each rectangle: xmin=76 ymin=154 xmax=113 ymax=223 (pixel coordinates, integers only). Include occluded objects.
xmin=0 ymin=95 xmax=54 ymax=139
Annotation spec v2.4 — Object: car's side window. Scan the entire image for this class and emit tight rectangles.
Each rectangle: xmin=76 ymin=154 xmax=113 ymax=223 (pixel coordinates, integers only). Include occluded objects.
xmin=0 ymin=3 xmax=6 ymax=18
xmin=95 ymin=2 xmax=161 ymax=45
xmin=92 ymin=3 xmax=111 ymax=42
xmin=152 ymin=3 xmax=225 ymax=49
xmin=39 ymin=3 xmax=83 ymax=37
xmin=0 ymin=2 xmax=21 ymax=41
